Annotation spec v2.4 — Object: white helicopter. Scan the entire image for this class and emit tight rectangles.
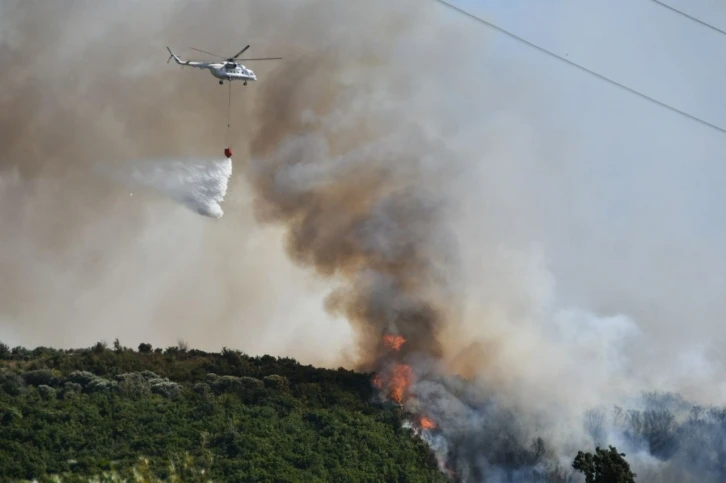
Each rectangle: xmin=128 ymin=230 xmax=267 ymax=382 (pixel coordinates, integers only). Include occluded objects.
xmin=166 ymin=44 xmax=281 ymax=85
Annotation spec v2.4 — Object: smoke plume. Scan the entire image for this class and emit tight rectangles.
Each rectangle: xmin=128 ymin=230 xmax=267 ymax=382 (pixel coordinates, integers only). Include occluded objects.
xmin=2 ymin=0 xmax=726 ymax=481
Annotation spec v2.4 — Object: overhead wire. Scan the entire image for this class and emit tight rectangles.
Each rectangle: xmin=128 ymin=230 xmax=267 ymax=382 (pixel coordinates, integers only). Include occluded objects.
xmin=433 ymin=0 xmax=726 ymax=135
xmin=650 ymin=0 xmax=726 ymax=37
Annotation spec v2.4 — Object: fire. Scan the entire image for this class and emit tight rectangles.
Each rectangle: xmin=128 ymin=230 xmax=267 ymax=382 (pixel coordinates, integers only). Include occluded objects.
xmin=420 ymin=417 xmax=436 ymax=430
xmin=372 ymin=374 xmax=382 ymax=389
xmin=370 ymin=334 xmax=446 ymax=476
xmin=382 ymin=334 xmax=406 ymax=350
xmin=389 ymin=363 xmax=413 ymax=404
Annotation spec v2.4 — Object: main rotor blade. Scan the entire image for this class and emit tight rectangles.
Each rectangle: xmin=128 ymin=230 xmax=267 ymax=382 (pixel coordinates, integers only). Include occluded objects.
xmin=232 ymin=45 xmax=251 ymax=59
xmin=189 ymin=47 xmax=226 ymax=59
xmin=235 ymin=57 xmax=282 ymax=61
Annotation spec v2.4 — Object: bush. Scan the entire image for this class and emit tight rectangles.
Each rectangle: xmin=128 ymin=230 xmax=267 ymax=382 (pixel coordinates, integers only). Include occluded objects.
xmin=92 ymin=341 xmax=107 ymax=354
xmin=211 ymin=375 xmax=242 ymax=394
xmin=263 ymin=374 xmax=290 ymax=392
xmin=1 ymin=407 xmax=22 ymax=425
xmin=240 ymin=376 xmax=264 ymax=389
xmin=11 ymin=346 xmax=30 ymax=360
xmin=0 ymin=369 xmax=24 ymax=396
xmin=116 ymin=373 xmax=151 ymax=399
xmin=572 ymin=446 xmax=636 ymax=483
xmin=62 ymin=382 xmax=82 ymax=397
xmin=87 ymin=377 xmax=117 ymax=393
xmin=149 ymin=378 xmax=181 ymax=399
xmin=67 ymin=371 xmax=97 ymax=387
xmin=23 ymin=369 xmax=58 ymax=387
xmin=37 ymin=385 xmax=56 ymax=400
xmin=193 ymin=382 xmax=211 ymax=395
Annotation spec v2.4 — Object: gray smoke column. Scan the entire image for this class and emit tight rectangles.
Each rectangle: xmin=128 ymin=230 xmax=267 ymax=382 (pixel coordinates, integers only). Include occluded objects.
xmin=240 ymin=1 xmax=555 ymax=479
xmin=243 ymin=1 xmax=465 ymax=369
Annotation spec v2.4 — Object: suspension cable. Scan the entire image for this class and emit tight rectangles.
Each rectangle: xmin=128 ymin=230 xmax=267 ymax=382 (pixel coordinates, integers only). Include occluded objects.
xmin=227 ymin=80 xmax=232 ymax=146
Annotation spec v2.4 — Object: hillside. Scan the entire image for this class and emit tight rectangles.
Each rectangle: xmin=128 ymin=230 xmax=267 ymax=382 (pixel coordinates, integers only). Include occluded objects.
xmin=0 ymin=341 xmax=447 ymax=482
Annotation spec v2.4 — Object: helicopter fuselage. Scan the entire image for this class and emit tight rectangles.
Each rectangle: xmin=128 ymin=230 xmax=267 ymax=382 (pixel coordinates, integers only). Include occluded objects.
xmin=166 ymin=47 xmax=275 ymax=84
xmin=208 ymin=62 xmax=257 ymax=82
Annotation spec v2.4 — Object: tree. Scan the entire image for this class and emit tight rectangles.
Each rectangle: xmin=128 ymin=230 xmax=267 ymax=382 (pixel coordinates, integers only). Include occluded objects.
xmin=92 ymin=341 xmax=107 ymax=354
xmin=0 ymin=342 xmax=9 ymax=359
xmin=572 ymin=446 xmax=636 ymax=483
xmin=0 ymin=343 xmax=447 ymax=482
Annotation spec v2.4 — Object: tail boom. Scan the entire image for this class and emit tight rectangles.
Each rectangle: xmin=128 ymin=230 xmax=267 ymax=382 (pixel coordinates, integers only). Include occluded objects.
xmin=166 ymin=46 xmax=182 ymax=64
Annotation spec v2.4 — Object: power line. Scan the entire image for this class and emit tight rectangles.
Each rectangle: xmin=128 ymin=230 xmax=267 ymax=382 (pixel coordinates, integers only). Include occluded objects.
xmin=434 ymin=0 xmax=726 ymax=135
xmin=650 ymin=0 xmax=726 ymax=37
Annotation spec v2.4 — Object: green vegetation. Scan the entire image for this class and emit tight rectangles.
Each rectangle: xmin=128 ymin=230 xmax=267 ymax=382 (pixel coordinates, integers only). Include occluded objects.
xmin=0 ymin=340 xmax=445 ymax=482
xmin=572 ymin=446 xmax=637 ymax=483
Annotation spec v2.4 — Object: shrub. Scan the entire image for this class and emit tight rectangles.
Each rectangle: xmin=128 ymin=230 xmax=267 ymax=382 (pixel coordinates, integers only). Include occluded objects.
xmin=0 ymin=369 xmax=24 ymax=396
xmin=116 ymin=373 xmax=151 ymax=399
xmin=0 ymin=342 xmax=10 ymax=359
xmin=23 ymin=369 xmax=58 ymax=387
xmin=263 ymin=375 xmax=290 ymax=392
xmin=38 ymin=385 xmax=56 ymax=400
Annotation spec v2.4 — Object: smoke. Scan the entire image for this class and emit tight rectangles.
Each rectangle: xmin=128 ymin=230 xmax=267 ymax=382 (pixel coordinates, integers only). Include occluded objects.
xmin=2 ymin=0 xmax=726 ymax=481
xmin=0 ymin=0 xmax=357 ymax=367
xmin=236 ymin=0 xmax=726 ymax=480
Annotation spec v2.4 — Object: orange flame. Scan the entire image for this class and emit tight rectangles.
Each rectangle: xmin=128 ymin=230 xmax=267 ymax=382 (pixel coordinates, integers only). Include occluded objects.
xmin=390 ymin=363 xmax=413 ymax=404
xmin=372 ymin=374 xmax=383 ymax=389
xmin=383 ymin=334 xmax=406 ymax=351
xmin=373 ymin=336 xmax=413 ymax=405
xmin=420 ymin=417 xmax=436 ymax=430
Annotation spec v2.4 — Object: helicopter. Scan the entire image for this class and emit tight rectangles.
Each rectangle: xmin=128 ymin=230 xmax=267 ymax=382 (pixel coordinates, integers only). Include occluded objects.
xmin=166 ymin=44 xmax=281 ymax=85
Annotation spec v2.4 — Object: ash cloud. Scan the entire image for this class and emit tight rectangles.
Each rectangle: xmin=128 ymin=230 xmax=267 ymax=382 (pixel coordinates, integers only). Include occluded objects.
xmin=2 ymin=1 xmax=726 ymax=482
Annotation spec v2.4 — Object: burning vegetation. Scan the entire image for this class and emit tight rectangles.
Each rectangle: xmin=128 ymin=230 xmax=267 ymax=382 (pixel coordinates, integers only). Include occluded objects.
xmin=371 ymin=363 xmax=413 ymax=406
xmin=420 ymin=417 xmax=436 ymax=430
xmin=373 ymin=335 xmax=437 ymax=432
xmin=382 ymin=334 xmax=406 ymax=351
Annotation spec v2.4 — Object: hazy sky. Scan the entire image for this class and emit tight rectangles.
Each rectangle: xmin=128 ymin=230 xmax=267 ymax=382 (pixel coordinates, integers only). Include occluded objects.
xmin=443 ymin=0 xmax=726 ymax=347
xmin=452 ymin=0 xmax=726 ymax=128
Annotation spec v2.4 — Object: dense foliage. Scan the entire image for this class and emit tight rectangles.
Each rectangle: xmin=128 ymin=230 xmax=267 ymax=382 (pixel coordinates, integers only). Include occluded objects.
xmin=0 ymin=340 xmax=446 ymax=482
xmin=572 ymin=446 xmax=636 ymax=483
